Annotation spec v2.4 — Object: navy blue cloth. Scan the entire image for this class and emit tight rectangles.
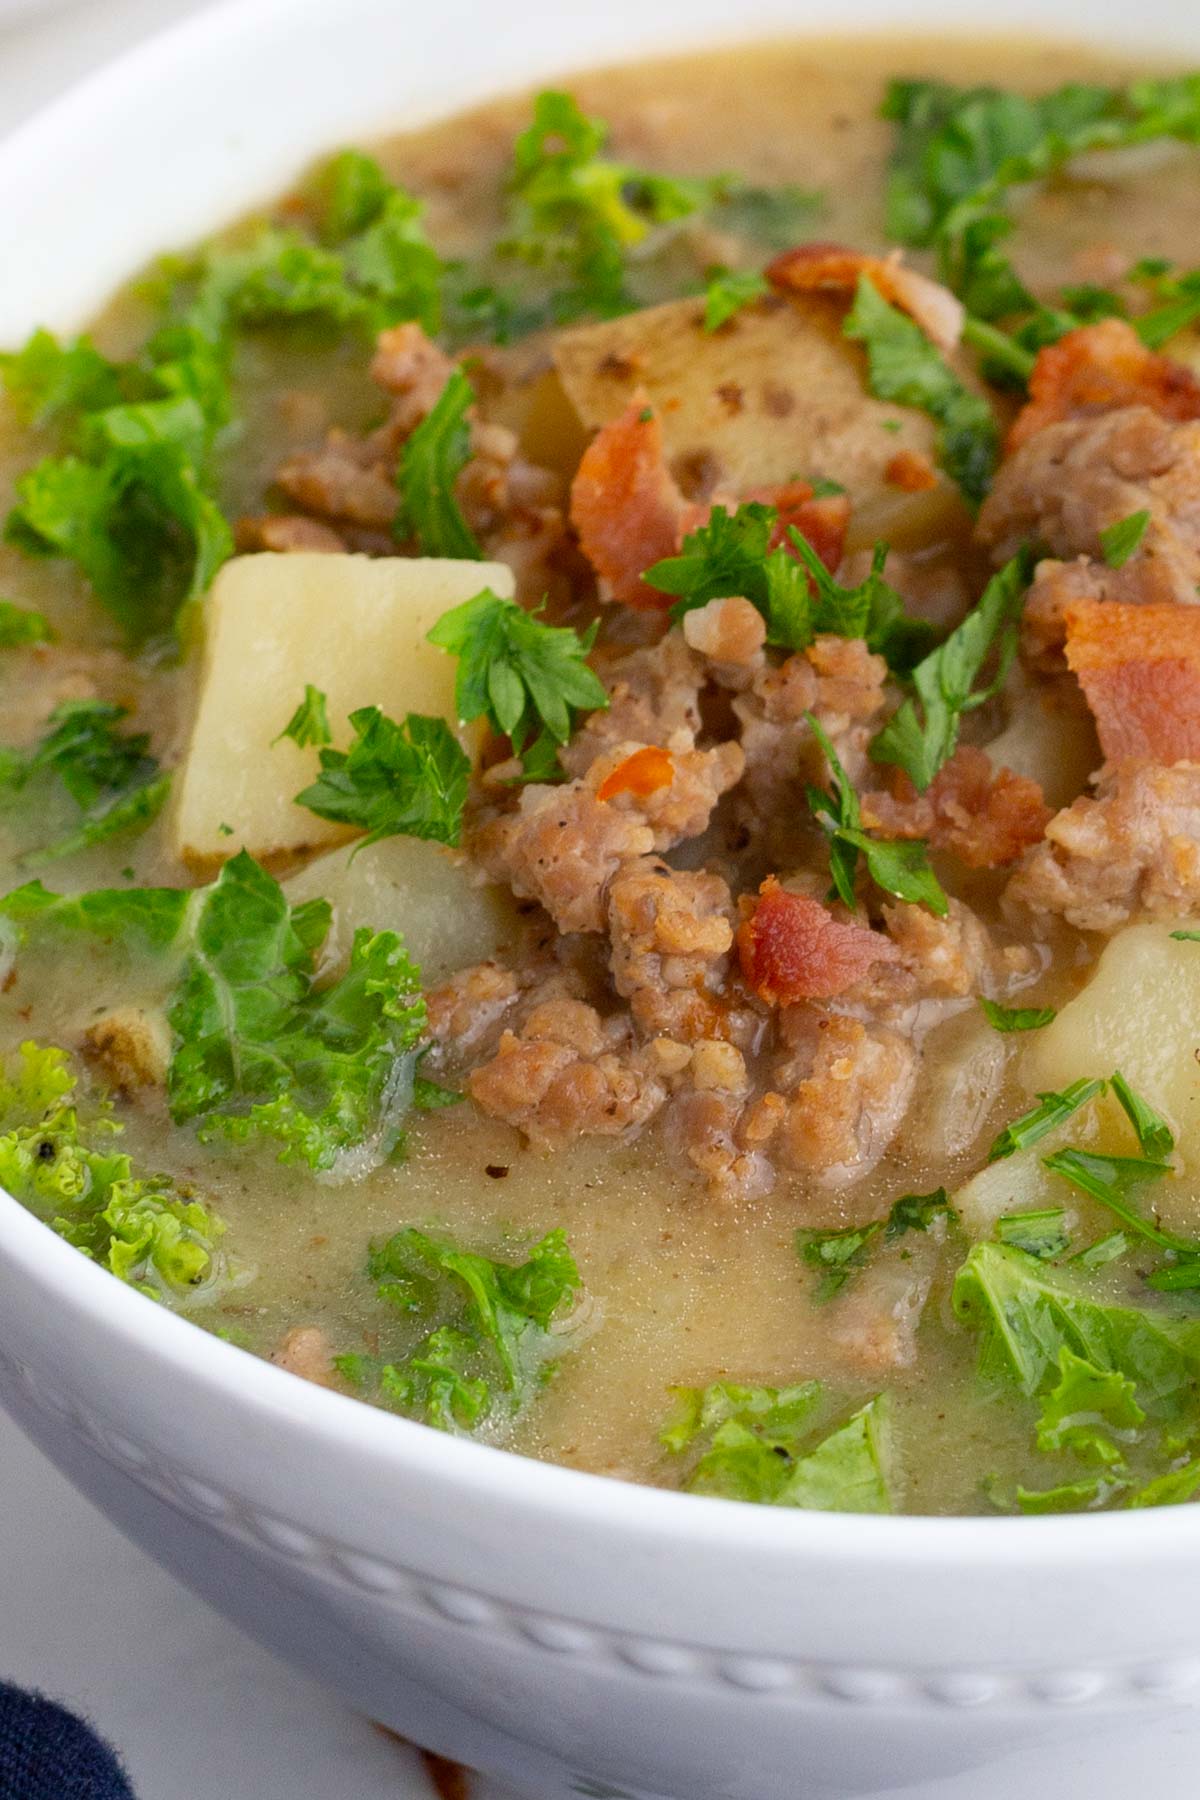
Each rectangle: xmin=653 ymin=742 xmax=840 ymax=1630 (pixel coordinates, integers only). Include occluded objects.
xmin=0 ymin=1683 xmax=135 ymax=1799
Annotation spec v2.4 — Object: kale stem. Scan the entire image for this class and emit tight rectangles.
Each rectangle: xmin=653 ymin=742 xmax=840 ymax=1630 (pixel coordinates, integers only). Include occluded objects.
xmin=962 ymin=315 xmax=1036 ymax=383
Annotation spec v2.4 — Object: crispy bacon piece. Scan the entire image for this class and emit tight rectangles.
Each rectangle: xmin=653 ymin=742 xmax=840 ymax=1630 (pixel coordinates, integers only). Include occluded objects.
xmin=570 ymin=402 xmax=850 ymax=609
xmin=885 ymin=448 xmax=939 ymax=493
xmin=767 ymin=242 xmax=965 ymax=351
xmin=569 ymin=398 xmax=685 ymax=607
xmin=1065 ymin=599 xmax=1200 ymax=764
xmin=862 ymin=746 xmax=1052 ymax=869
xmin=1007 ymin=320 xmax=1200 ymax=454
xmin=736 ymin=877 xmax=898 ymax=1004
xmin=595 ymin=745 xmax=675 ymax=801
xmin=760 ymin=478 xmax=851 ymax=569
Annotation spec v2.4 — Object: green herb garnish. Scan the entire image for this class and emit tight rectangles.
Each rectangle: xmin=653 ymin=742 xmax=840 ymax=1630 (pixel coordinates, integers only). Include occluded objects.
xmin=427 ymin=587 xmax=607 ymax=776
xmin=870 ymin=548 xmax=1033 ymax=793
xmin=979 ymin=997 xmax=1056 ymax=1032
xmin=295 ymin=708 xmax=470 ymax=848
xmin=1100 ymin=510 xmax=1152 ymax=569
xmin=805 ymin=712 xmax=947 ymax=915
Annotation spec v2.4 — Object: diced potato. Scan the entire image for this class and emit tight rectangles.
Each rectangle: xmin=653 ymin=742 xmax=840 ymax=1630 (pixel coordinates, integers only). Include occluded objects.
xmin=906 ymin=1008 xmax=1012 ymax=1162
xmin=955 ymin=1147 xmax=1080 ymax=1240
xmin=284 ymin=835 xmax=517 ymax=984
xmin=554 ymin=292 xmax=968 ymax=542
xmin=1025 ymin=921 xmax=1200 ymax=1169
xmin=172 ymin=553 xmax=513 ymax=871
xmin=983 ymin=668 xmax=1099 ymax=811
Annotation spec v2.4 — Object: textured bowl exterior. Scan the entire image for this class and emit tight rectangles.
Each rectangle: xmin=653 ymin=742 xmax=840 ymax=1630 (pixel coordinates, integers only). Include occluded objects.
xmin=1 ymin=1 xmax=1200 ymax=1794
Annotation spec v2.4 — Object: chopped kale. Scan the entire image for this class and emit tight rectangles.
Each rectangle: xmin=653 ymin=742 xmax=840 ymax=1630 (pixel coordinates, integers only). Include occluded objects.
xmin=337 ymin=1226 xmax=582 ymax=1433
xmin=0 ymin=601 xmax=54 ymax=648
xmin=0 ymin=1041 xmax=223 ymax=1296
xmin=0 ymin=699 xmax=169 ymax=867
xmin=662 ymin=1381 xmax=892 ymax=1512
xmin=1 ymin=852 xmax=439 ymax=1176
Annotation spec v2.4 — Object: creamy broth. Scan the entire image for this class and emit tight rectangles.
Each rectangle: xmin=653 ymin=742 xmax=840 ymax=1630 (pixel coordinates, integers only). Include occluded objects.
xmin=2 ymin=36 xmax=1200 ymax=1517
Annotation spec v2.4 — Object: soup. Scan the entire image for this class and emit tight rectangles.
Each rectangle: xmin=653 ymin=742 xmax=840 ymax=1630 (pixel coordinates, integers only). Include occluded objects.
xmin=2 ymin=36 xmax=1200 ymax=1517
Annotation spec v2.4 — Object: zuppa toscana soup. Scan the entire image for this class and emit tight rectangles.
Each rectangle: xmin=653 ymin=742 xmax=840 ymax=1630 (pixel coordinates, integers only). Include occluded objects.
xmin=4 ymin=37 xmax=1200 ymax=1518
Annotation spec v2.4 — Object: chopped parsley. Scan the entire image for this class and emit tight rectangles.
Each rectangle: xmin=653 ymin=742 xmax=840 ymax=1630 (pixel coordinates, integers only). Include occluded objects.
xmin=393 ymin=368 xmax=481 ymax=559
xmin=295 ymin=707 xmax=470 ymax=848
xmin=662 ymin=1383 xmax=892 ymax=1512
xmin=869 ymin=548 xmax=1033 ymax=793
xmin=1100 ymin=509 xmax=1152 ymax=569
xmin=0 ymin=699 xmax=169 ymax=868
xmin=979 ymin=997 xmax=1056 ymax=1032
xmin=703 ymin=266 xmax=769 ymax=331
xmin=805 ymin=712 xmax=947 ymax=915
xmin=1171 ymin=929 xmax=1200 ymax=942
xmin=336 ymin=1226 xmax=582 ymax=1433
xmin=273 ymin=684 xmax=332 ymax=749
xmin=646 ymin=502 xmax=934 ymax=670
xmin=843 ymin=275 xmax=998 ymax=506
xmin=426 ymin=587 xmax=607 ymax=777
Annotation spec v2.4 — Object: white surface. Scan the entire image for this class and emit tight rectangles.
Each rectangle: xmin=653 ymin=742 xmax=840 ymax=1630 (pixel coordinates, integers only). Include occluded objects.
xmin=4 ymin=2 xmax=1200 ymax=1798
xmin=0 ymin=23 xmax=441 ymax=1800
xmin=4 ymin=1395 xmax=1200 ymax=1800
xmin=0 ymin=1405 xmax=449 ymax=1798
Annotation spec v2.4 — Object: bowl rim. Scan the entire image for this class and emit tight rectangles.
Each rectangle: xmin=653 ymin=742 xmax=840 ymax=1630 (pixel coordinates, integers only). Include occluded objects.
xmin=0 ymin=0 xmax=1197 ymax=1562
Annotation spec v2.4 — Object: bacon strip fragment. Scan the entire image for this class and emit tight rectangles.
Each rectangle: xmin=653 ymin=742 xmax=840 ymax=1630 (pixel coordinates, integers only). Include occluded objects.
xmin=736 ymin=878 xmax=898 ymax=1005
xmin=759 ymin=478 xmax=850 ymax=570
xmin=595 ymin=745 xmax=675 ymax=801
xmin=569 ymin=398 xmax=684 ymax=608
xmin=570 ymin=399 xmax=850 ymax=610
xmin=1065 ymin=599 xmax=1200 ymax=765
xmin=862 ymin=746 xmax=1052 ymax=869
xmin=1007 ymin=319 xmax=1200 ymax=454
xmin=767 ymin=241 xmax=965 ymax=352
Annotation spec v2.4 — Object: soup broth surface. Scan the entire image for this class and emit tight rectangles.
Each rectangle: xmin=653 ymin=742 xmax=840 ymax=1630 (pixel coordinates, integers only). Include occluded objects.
xmin=2 ymin=34 xmax=1200 ymax=1518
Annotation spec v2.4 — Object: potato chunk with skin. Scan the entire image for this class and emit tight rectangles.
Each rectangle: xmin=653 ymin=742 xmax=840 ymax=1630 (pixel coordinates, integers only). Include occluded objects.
xmin=284 ymin=835 xmax=518 ymax=984
xmin=553 ymin=292 xmax=966 ymax=545
xmin=172 ymin=553 xmax=512 ymax=870
xmin=1025 ymin=921 xmax=1200 ymax=1169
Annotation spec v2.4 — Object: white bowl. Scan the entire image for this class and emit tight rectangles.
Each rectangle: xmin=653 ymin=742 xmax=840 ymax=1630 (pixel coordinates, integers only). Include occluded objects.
xmin=2 ymin=3 xmax=1200 ymax=1796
